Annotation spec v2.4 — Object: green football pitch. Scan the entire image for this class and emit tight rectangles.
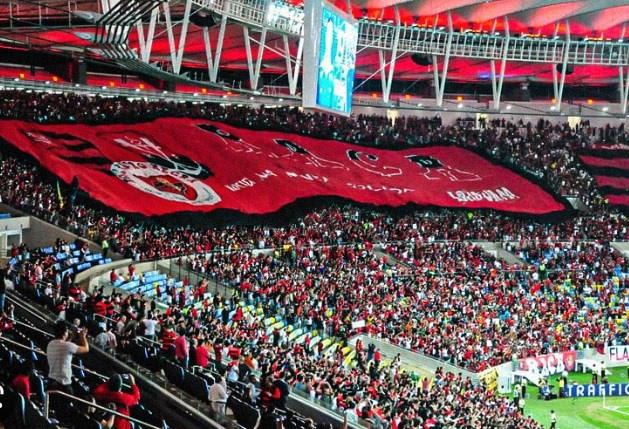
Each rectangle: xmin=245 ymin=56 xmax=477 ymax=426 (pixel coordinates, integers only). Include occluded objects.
xmin=515 ymin=366 xmax=629 ymax=429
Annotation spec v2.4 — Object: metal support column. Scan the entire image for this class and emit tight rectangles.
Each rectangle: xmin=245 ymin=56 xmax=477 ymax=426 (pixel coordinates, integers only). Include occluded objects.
xmin=136 ymin=6 xmax=158 ymax=63
xmin=552 ymin=20 xmax=571 ymax=111
xmin=378 ymin=7 xmax=401 ymax=103
xmin=283 ymin=33 xmax=303 ymax=96
xmin=203 ymin=14 xmax=228 ymax=83
xmin=490 ymin=16 xmax=509 ymax=110
xmin=163 ymin=0 xmax=193 ymax=75
xmin=432 ymin=11 xmax=453 ymax=107
xmin=243 ymin=26 xmax=267 ymax=90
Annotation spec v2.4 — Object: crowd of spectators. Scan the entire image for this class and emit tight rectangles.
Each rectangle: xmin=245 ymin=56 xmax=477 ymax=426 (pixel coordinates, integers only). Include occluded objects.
xmin=1 ymin=90 xmax=629 ymax=206
xmin=179 ymin=239 xmax=628 ymax=371
xmin=1 ymin=90 xmax=628 ymax=429
xmin=1 ymin=148 xmax=626 ymax=264
xmin=12 ymin=230 xmax=627 ymax=428
xmin=10 ymin=241 xmax=548 ymax=429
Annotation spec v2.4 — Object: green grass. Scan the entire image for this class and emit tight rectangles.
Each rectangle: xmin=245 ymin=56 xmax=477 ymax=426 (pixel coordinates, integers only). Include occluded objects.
xmin=515 ymin=366 xmax=629 ymax=429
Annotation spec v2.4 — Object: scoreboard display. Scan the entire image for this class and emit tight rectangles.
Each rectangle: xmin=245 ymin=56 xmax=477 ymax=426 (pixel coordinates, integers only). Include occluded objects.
xmin=303 ymin=0 xmax=358 ymax=116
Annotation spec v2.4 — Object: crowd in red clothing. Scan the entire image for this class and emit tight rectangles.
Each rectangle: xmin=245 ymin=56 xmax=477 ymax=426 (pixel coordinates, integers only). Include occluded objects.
xmin=2 ymin=90 xmax=629 ymax=429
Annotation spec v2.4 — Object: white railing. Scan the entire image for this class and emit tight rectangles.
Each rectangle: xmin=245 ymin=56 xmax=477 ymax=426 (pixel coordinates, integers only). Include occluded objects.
xmin=196 ymin=0 xmax=629 ymax=66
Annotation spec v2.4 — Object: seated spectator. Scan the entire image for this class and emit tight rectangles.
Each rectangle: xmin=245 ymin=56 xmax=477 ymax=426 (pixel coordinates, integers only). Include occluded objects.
xmin=11 ymin=359 xmax=33 ymax=400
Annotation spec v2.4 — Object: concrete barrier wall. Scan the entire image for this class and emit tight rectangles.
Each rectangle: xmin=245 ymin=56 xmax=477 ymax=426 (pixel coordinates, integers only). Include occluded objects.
xmin=611 ymin=242 xmax=629 ymax=258
xmin=85 ymin=259 xmax=161 ymax=293
xmin=474 ymin=241 xmax=526 ymax=265
xmin=0 ymin=203 xmax=104 ymax=253
xmin=350 ymin=334 xmax=480 ymax=383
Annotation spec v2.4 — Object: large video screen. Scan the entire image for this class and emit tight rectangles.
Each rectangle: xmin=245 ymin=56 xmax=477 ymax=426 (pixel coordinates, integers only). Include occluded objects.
xmin=303 ymin=0 xmax=358 ymax=116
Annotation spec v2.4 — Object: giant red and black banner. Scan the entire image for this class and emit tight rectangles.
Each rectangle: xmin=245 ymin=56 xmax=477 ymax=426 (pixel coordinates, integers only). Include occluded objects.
xmin=579 ymin=144 xmax=629 ymax=210
xmin=0 ymin=118 xmax=566 ymax=217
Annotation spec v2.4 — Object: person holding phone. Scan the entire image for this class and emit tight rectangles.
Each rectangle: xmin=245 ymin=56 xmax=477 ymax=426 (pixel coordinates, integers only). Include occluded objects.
xmin=47 ymin=320 xmax=89 ymax=394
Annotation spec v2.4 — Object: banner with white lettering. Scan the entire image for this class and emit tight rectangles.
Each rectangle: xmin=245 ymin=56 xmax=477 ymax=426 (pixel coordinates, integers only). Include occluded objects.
xmin=565 ymin=383 xmax=629 ymax=398
xmin=607 ymin=345 xmax=629 ymax=363
xmin=0 ymin=118 xmax=567 ymax=217
xmin=517 ymin=351 xmax=577 ymax=376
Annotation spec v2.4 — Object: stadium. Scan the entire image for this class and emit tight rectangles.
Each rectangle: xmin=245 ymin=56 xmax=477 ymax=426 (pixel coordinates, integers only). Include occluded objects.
xmin=0 ymin=0 xmax=627 ymax=428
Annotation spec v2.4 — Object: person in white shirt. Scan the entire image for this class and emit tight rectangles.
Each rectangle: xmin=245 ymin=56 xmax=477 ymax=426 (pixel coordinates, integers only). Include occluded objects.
xmin=47 ymin=320 xmax=89 ymax=394
xmin=550 ymin=410 xmax=557 ymax=429
xmin=209 ymin=375 xmax=229 ymax=422
xmin=142 ymin=312 xmax=158 ymax=341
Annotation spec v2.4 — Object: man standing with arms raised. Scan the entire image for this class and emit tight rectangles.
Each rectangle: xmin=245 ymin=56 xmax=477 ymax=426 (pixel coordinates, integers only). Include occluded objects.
xmin=47 ymin=320 xmax=90 ymax=394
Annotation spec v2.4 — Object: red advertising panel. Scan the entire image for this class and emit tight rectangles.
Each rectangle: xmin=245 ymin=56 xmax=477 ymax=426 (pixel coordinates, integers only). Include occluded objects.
xmin=0 ymin=118 xmax=566 ymax=217
xmin=518 ymin=351 xmax=577 ymax=376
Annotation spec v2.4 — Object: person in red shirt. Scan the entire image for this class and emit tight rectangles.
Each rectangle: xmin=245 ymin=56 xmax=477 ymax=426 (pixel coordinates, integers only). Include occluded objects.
xmin=195 ymin=338 xmax=210 ymax=368
xmin=93 ymin=374 xmax=141 ymax=429
xmin=93 ymin=297 xmax=107 ymax=318
xmin=227 ymin=343 xmax=241 ymax=360
xmin=110 ymin=269 xmax=118 ymax=285
xmin=213 ymin=340 xmax=223 ymax=363
xmin=68 ymin=284 xmax=81 ymax=300
xmin=161 ymin=325 xmax=177 ymax=355
xmin=374 ymin=348 xmax=381 ymax=368
xmin=11 ymin=360 xmax=33 ymax=400
xmin=259 ymin=376 xmax=281 ymax=410
xmin=174 ymin=329 xmax=189 ymax=368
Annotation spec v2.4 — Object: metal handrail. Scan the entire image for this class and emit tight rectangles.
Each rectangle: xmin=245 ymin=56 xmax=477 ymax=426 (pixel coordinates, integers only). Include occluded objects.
xmin=44 ymin=389 xmax=161 ymax=429
xmin=0 ymin=335 xmax=106 ymax=380
xmin=14 ymin=320 xmax=54 ymax=338
xmin=6 ymin=293 xmax=48 ymax=323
